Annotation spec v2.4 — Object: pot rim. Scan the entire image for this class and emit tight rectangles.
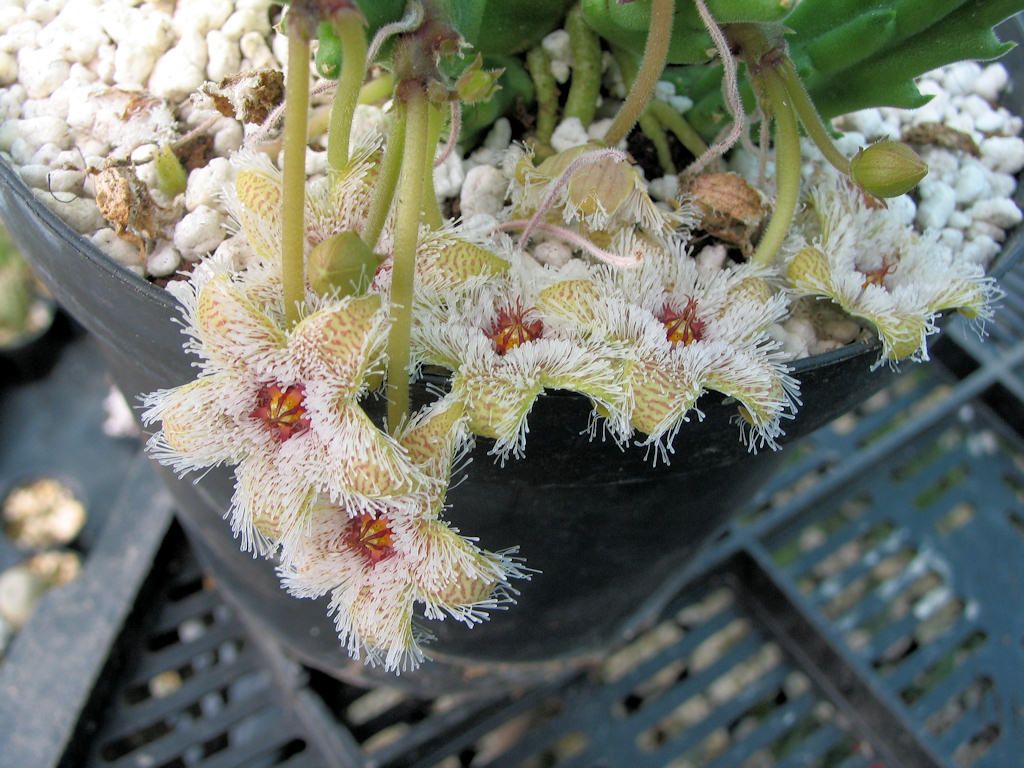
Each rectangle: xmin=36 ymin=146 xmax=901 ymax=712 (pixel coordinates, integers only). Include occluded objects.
xmin=2 ymin=157 xmax=1021 ymax=377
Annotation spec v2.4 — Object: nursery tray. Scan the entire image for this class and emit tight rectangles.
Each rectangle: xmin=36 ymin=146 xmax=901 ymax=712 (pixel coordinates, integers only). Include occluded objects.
xmin=0 ymin=260 xmax=1023 ymax=768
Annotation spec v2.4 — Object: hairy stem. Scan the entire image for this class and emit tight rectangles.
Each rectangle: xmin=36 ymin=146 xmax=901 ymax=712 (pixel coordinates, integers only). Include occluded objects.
xmin=421 ymin=103 xmax=445 ymax=229
xmin=604 ymin=0 xmax=675 ymax=146
xmin=564 ymin=3 xmax=602 ymax=127
xmin=327 ymin=9 xmax=368 ymax=172
xmin=778 ymin=58 xmax=851 ymax=175
xmin=386 ymin=85 xmax=429 ymax=434
xmin=499 ymin=219 xmax=641 ymax=269
xmin=282 ymin=24 xmax=311 ymax=325
xmin=362 ymin=108 xmax=406 ymax=250
xmin=751 ymin=69 xmax=802 ymax=268
xmin=684 ymin=0 xmax=745 ymax=177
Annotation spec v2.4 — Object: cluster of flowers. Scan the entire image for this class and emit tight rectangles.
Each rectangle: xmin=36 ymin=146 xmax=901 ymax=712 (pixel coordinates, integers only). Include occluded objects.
xmin=143 ymin=122 xmax=997 ymax=671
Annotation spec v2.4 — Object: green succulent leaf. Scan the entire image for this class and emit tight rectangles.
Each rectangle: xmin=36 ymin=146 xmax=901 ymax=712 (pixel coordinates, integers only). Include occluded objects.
xmin=581 ymin=0 xmax=794 ymax=65
xmin=659 ymin=0 xmax=1020 ymax=139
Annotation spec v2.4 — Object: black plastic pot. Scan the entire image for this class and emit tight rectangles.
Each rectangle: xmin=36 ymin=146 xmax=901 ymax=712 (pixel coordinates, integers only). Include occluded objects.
xmin=2 ymin=152 xmax=1021 ymax=692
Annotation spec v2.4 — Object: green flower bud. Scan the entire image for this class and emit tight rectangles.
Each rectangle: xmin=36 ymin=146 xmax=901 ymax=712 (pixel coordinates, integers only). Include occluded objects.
xmin=308 ymin=231 xmax=379 ymax=297
xmin=455 ymin=54 xmax=504 ymax=105
xmin=850 ymin=140 xmax=928 ymax=198
xmin=153 ymin=144 xmax=187 ymax=197
xmin=315 ymin=22 xmax=342 ymax=79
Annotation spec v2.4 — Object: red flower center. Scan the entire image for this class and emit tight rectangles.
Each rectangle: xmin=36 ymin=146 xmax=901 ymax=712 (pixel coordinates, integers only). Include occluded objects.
xmin=345 ymin=512 xmax=396 ymax=565
xmin=487 ymin=301 xmax=543 ymax=355
xmin=252 ymin=383 xmax=310 ymax=442
xmin=658 ymin=297 xmax=705 ymax=347
xmin=860 ymin=256 xmax=898 ymax=289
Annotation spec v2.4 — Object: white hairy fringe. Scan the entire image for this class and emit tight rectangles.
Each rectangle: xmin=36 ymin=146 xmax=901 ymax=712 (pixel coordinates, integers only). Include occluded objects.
xmin=789 ymin=171 xmax=1000 ymax=365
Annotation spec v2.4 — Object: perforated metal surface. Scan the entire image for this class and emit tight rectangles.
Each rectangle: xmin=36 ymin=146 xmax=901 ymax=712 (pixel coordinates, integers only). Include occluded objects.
xmin=85 ymin=545 xmax=318 ymax=768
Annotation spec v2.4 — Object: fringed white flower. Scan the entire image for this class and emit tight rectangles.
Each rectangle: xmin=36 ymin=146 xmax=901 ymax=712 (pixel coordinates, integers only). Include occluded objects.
xmin=224 ymin=140 xmax=380 ymax=262
xmin=536 ymin=244 xmax=799 ymax=458
xmin=786 ymin=173 xmax=1000 ymax=364
xmin=143 ymin=257 xmax=430 ymax=554
xmin=412 ymin=262 xmax=629 ymax=459
xmin=372 ymin=223 xmax=511 ymax=303
xmin=277 ymin=396 xmax=528 ymax=672
xmin=510 ymin=144 xmax=695 ymax=247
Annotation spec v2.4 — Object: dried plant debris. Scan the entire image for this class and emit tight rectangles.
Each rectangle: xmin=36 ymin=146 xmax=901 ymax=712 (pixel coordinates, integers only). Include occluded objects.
xmin=2 ymin=478 xmax=86 ymax=550
xmin=92 ymin=163 xmax=166 ymax=259
xmin=197 ymin=69 xmax=286 ymax=125
xmin=684 ymin=172 xmax=767 ymax=257
xmin=902 ymin=123 xmax=980 ymax=157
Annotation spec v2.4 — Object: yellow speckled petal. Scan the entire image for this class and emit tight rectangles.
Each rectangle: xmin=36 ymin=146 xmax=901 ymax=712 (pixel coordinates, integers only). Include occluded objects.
xmin=415 ymin=519 xmax=496 ymax=605
xmin=195 ymin=274 xmax=287 ymax=369
xmin=158 ymin=375 xmax=239 ymax=459
xmin=332 ymin=406 xmax=424 ymax=500
xmin=234 ymin=170 xmax=282 ymax=260
xmin=787 ymin=246 xmax=833 ymax=295
xmin=426 ymin=239 xmax=510 ymax=285
xmin=629 ymin=360 xmax=701 ymax=438
xmin=536 ymin=280 xmax=602 ymax=326
xmin=455 ymin=372 xmax=542 ymax=445
xmin=292 ymin=294 xmax=384 ymax=390
xmin=400 ymin=398 xmax=466 ymax=469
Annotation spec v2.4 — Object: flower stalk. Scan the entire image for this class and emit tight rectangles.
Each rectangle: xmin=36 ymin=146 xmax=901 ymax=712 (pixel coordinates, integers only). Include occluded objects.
xmin=751 ymin=67 xmax=802 ymax=268
xmin=282 ymin=17 xmax=312 ymax=325
xmin=386 ymin=83 xmax=430 ymax=434
xmin=362 ymin=106 xmax=406 ymax=250
xmin=603 ymin=0 xmax=675 ymax=147
xmin=326 ymin=8 xmax=369 ymax=172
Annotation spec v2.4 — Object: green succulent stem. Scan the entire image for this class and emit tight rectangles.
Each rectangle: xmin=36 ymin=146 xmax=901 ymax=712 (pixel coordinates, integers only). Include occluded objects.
xmin=647 ymin=100 xmax=709 ymax=161
xmin=421 ymin=103 xmax=445 ymax=229
xmin=359 ymin=72 xmax=394 ymax=104
xmin=362 ymin=107 xmax=406 ymax=250
xmin=777 ymin=58 xmax=850 ymax=176
xmin=751 ymin=68 xmax=802 ymax=268
xmin=638 ymin=111 xmax=676 ymax=175
xmin=604 ymin=0 xmax=675 ymax=147
xmin=282 ymin=22 xmax=311 ymax=326
xmin=386 ymin=83 xmax=430 ymax=435
xmin=564 ymin=3 xmax=602 ymax=127
xmin=526 ymin=46 xmax=559 ymax=153
xmin=327 ymin=9 xmax=369 ymax=173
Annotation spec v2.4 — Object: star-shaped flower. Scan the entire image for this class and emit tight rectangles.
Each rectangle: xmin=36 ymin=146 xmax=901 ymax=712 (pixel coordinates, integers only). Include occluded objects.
xmin=785 ymin=174 xmax=999 ymax=363
xmin=143 ymin=258 xmax=429 ymax=553
xmin=536 ymin=239 xmax=799 ymax=458
xmin=277 ymin=396 xmax=526 ymax=671
xmin=413 ymin=255 xmax=628 ymax=459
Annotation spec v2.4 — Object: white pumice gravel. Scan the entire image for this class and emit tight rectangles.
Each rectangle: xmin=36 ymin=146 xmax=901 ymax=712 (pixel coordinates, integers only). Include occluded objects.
xmin=174 ymin=205 xmax=228 ymax=262
xmin=460 ymin=164 xmax=507 ymax=220
xmin=551 ymin=116 xmax=589 ymax=152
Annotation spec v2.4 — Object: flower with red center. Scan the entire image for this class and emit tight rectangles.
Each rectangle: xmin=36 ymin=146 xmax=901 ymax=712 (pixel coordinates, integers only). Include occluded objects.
xmin=486 ymin=301 xmax=543 ymax=355
xmin=344 ymin=512 xmax=396 ymax=565
xmin=859 ymin=256 xmax=898 ymax=290
xmin=252 ymin=383 xmax=311 ymax=441
xmin=658 ymin=297 xmax=706 ymax=347
xmin=143 ymin=260 xmax=427 ymax=556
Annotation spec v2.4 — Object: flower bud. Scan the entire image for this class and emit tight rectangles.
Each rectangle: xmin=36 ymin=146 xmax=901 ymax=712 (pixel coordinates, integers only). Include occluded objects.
xmin=153 ymin=144 xmax=187 ymax=197
xmin=308 ymin=231 xmax=379 ymax=297
xmin=850 ymin=140 xmax=928 ymax=198
xmin=455 ymin=55 xmax=504 ymax=104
